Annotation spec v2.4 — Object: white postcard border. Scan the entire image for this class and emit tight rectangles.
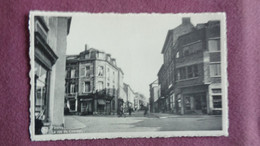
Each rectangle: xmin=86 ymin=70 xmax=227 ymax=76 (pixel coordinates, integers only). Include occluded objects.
xmin=29 ymin=11 xmax=228 ymax=141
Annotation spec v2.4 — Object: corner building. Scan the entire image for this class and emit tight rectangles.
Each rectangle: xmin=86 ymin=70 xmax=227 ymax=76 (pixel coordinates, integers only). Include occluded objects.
xmin=65 ymin=46 xmax=124 ymax=115
xmin=158 ymin=18 xmax=222 ymax=115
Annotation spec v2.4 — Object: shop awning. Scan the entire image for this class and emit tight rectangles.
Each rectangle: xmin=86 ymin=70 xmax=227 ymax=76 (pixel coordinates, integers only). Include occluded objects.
xmin=80 ymin=98 xmax=92 ymax=101
xmin=97 ymin=99 xmax=106 ymax=105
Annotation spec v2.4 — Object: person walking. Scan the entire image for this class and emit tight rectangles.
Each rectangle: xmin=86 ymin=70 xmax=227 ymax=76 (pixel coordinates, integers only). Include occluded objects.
xmin=128 ymin=107 xmax=132 ymax=116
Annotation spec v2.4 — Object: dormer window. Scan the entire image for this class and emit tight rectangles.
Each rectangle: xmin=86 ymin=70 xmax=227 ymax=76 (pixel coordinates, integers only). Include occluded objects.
xmin=85 ymin=53 xmax=90 ymax=59
xmin=107 ymin=56 xmax=111 ymax=62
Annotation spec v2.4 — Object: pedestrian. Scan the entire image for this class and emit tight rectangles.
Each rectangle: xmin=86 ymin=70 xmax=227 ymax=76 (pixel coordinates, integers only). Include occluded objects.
xmin=122 ymin=106 xmax=126 ymax=118
xmin=128 ymin=107 xmax=132 ymax=116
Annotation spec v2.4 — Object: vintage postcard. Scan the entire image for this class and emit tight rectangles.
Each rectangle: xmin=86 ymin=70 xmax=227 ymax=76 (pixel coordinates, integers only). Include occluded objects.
xmin=29 ymin=11 xmax=228 ymax=141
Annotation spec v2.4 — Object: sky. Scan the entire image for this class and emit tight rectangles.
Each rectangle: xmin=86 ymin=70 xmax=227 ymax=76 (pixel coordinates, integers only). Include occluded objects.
xmin=66 ymin=13 xmax=223 ymax=99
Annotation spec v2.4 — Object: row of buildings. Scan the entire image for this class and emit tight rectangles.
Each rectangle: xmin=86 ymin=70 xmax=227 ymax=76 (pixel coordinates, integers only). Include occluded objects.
xmin=65 ymin=45 xmax=148 ymax=115
xmin=150 ymin=18 xmax=222 ymax=115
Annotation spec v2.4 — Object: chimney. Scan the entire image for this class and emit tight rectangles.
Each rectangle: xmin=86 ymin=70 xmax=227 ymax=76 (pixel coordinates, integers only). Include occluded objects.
xmin=85 ymin=44 xmax=88 ymax=52
xmin=182 ymin=17 xmax=190 ymax=24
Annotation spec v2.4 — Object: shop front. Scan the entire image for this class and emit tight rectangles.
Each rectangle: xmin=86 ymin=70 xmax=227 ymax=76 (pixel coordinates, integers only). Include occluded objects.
xmin=78 ymin=96 xmax=94 ymax=115
xmin=177 ymin=85 xmax=209 ymax=115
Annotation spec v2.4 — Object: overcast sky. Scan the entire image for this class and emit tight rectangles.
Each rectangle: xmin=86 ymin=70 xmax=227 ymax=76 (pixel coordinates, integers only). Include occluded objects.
xmin=66 ymin=13 xmax=222 ymax=99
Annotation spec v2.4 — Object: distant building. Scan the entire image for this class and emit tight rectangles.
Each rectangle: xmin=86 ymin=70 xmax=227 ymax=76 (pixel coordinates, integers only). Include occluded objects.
xmin=65 ymin=45 xmax=124 ymax=115
xmin=157 ymin=18 xmax=222 ymax=115
xmin=135 ymin=92 xmax=148 ymax=110
xmin=34 ymin=16 xmax=71 ymax=134
xmin=149 ymin=79 xmax=159 ymax=113
xmin=123 ymin=83 xmax=135 ymax=109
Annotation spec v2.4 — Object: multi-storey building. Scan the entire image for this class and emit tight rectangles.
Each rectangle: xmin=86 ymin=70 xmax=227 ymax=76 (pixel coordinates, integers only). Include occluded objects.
xmin=157 ymin=18 xmax=222 ymax=115
xmin=34 ymin=16 xmax=71 ymax=134
xmin=65 ymin=46 xmax=124 ymax=115
xmin=123 ymin=83 xmax=135 ymax=110
xmin=158 ymin=18 xmax=194 ymax=113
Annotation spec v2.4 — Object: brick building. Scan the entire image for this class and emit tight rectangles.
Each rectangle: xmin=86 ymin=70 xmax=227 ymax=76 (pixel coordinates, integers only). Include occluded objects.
xmin=65 ymin=46 xmax=124 ymax=115
xmin=157 ymin=18 xmax=222 ymax=115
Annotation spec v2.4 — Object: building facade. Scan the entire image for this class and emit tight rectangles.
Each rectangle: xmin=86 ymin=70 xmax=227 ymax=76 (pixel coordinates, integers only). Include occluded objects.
xmin=157 ymin=18 xmax=222 ymax=115
xmin=34 ymin=16 xmax=71 ymax=134
xmin=65 ymin=46 xmax=124 ymax=115
xmin=123 ymin=83 xmax=135 ymax=110
xmin=149 ymin=79 xmax=159 ymax=113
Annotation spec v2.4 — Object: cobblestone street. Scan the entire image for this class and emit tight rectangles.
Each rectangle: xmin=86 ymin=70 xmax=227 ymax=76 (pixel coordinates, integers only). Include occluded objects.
xmin=64 ymin=111 xmax=222 ymax=133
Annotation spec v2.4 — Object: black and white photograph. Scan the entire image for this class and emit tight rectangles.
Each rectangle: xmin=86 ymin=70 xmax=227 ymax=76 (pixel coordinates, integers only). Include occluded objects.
xmin=29 ymin=12 xmax=228 ymax=141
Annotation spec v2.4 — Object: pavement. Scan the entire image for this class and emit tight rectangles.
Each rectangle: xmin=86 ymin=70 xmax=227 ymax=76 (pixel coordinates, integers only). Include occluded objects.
xmin=64 ymin=116 xmax=86 ymax=130
xmin=64 ymin=111 xmax=222 ymax=133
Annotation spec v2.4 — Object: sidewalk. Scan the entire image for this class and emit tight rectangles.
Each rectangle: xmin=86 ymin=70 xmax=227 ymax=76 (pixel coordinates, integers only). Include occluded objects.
xmin=149 ymin=112 xmax=221 ymax=119
xmin=64 ymin=116 xmax=86 ymax=130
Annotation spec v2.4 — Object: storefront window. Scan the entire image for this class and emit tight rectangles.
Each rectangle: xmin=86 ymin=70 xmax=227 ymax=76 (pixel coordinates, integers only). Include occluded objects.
xmin=34 ymin=61 xmax=49 ymax=120
xmin=213 ymin=96 xmax=222 ymax=108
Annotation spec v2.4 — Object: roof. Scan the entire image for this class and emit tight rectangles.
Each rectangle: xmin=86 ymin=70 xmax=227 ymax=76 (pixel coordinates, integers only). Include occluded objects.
xmin=161 ymin=22 xmax=194 ymax=54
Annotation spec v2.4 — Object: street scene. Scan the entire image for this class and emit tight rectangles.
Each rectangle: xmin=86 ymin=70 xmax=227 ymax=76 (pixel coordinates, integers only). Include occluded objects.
xmin=31 ymin=12 xmax=227 ymax=140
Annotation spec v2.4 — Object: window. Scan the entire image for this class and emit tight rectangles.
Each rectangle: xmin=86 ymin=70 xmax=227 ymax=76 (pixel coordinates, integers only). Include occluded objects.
xmin=187 ymin=66 xmax=193 ymax=78
xmin=213 ymin=96 xmax=222 ymax=108
xmin=193 ymin=65 xmax=199 ymax=77
xmin=90 ymin=51 xmax=96 ymax=58
xmin=81 ymin=68 xmax=85 ymax=76
xmin=85 ymin=66 xmax=90 ymax=77
xmin=208 ymin=39 xmax=220 ymax=52
xmin=97 ymin=66 xmax=103 ymax=76
xmin=180 ymin=67 xmax=186 ymax=80
xmin=97 ymin=81 xmax=103 ymax=91
xmin=176 ymin=51 xmax=179 ymax=58
xmin=181 ymin=42 xmax=202 ymax=57
xmin=34 ymin=61 xmax=49 ymax=120
xmin=212 ymin=89 xmax=221 ymax=93
xmin=71 ymin=69 xmax=75 ymax=78
xmin=177 ymin=65 xmax=198 ymax=80
xmin=98 ymin=53 xmax=105 ymax=60
xmin=185 ymin=97 xmax=191 ymax=110
xmin=107 ymin=68 xmax=110 ymax=80
xmin=70 ymin=84 xmax=75 ymax=93
xmin=177 ymin=70 xmax=180 ymax=80
xmin=85 ymin=53 xmax=90 ymax=59
xmin=183 ymin=46 xmax=190 ymax=56
xmin=107 ymin=83 xmax=110 ymax=87
xmin=113 ymin=71 xmax=115 ymax=83
xmin=83 ymin=82 xmax=90 ymax=93
xmin=210 ymin=64 xmax=221 ymax=76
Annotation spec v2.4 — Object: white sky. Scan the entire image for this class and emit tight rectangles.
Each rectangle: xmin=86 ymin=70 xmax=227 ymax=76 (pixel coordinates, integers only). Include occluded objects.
xmin=66 ymin=13 xmax=223 ymax=99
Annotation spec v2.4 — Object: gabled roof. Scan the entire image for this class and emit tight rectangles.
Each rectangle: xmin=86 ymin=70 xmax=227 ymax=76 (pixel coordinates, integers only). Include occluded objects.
xmin=161 ymin=21 xmax=194 ymax=54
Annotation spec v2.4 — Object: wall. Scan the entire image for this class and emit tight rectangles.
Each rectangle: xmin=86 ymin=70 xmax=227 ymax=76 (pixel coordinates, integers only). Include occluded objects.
xmin=48 ymin=17 xmax=69 ymax=128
